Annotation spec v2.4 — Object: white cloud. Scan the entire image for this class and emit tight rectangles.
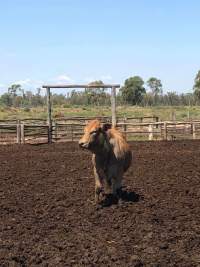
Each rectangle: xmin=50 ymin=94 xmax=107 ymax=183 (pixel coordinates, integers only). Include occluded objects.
xmin=0 ymin=83 xmax=5 ymax=87
xmin=84 ymin=75 xmax=113 ymax=84
xmin=84 ymin=77 xmax=95 ymax=83
xmin=13 ymin=78 xmax=31 ymax=86
xmin=100 ymin=75 xmax=113 ymax=81
xmin=56 ymin=74 xmax=73 ymax=83
xmin=34 ymin=80 xmax=44 ymax=85
xmin=8 ymin=79 xmax=44 ymax=91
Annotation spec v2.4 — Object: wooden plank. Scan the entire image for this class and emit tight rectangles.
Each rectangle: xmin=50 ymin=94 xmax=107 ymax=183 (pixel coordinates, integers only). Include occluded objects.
xmin=117 ymin=122 xmax=164 ymax=126
xmin=42 ymin=84 xmax=120 ymax=89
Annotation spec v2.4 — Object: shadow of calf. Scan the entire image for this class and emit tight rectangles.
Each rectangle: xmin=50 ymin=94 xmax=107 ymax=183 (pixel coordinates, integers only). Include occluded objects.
xmin=100 ymin=189 xmax=141 ymax=208
xmin=120 ymin=190 xmax=140 ymax=202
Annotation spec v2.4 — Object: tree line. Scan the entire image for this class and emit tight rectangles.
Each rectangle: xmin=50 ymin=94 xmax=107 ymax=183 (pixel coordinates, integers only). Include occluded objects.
xmin=0 ymin=71 xmax=200 ymax=108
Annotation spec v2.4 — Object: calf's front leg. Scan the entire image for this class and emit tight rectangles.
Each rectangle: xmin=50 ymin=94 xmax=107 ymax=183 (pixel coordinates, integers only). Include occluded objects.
xmin=93 ymin=167 xmax=103 ymax=203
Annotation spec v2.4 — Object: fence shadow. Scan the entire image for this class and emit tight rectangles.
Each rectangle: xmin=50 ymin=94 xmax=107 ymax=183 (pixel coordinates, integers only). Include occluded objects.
xmin=29 ymin=142 xmax=49 ymax=146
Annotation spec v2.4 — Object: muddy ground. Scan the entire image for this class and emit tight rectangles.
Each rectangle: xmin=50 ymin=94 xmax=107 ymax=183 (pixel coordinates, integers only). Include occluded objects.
xmin=0 ymin=141 xmax=200 ymax=267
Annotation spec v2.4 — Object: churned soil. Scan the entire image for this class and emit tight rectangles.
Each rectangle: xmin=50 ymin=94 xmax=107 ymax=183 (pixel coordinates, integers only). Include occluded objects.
xmin=0 ymin=141 xmax=200 ymax=267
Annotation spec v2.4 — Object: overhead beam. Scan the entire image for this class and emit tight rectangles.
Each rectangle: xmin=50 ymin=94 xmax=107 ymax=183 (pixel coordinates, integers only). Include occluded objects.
xmin=42 ymin=84 xmax=120 ymax=89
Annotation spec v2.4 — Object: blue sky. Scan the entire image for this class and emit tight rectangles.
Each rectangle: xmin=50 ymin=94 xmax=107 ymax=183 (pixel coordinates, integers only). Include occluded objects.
xmin=0 ymin=0 xmax=199 ymax=94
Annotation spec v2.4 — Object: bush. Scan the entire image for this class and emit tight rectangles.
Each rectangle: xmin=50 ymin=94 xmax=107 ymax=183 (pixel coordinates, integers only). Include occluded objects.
xmin=23 ymin=107 xmax=31 ymax=112
xmin=63 ymin=104 xmax=71 ymax=108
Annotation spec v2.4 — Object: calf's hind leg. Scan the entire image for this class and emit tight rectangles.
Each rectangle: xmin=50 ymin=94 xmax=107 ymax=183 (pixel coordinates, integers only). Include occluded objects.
xmin=107 ymin=167 xmax=122 ymax=197
xmin=104 ymin=177 xmax=112 ymax=194
xmin=112 ymin=175 xmax=122 ymax=196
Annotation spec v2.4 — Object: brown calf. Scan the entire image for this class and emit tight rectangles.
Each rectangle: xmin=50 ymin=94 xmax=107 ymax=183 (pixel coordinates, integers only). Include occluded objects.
xmin=79 ymin=120 xmax=132 ymax=203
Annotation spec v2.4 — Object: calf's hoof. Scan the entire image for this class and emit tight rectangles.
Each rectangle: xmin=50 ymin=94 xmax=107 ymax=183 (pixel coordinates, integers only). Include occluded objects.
xmin=95 ymin=187 xmax=103 ymax=203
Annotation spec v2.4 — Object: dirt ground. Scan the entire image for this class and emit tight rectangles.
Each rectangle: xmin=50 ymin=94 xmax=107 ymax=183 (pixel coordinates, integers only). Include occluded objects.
xmin=0 ymin=141 xmax=200 ymax=267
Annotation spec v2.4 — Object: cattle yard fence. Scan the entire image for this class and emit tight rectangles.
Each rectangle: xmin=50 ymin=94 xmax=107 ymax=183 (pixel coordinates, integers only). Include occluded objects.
xmin=0 ymin=116 xmax=200 ymax=144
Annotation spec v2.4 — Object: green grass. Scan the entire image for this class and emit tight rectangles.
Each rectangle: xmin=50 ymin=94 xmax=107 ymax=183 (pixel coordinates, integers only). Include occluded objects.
xmin=0 ymin=105 xmax=199 ymax=121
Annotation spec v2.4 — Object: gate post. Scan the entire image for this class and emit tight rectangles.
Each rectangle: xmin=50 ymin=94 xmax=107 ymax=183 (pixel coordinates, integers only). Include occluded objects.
xmin=17 ymin=120 xmax=21 ymax=144
xmin=111 ymin=86 xmax=116 ymax=127
xmin=46 ymin=87 xmax=52 ymax=143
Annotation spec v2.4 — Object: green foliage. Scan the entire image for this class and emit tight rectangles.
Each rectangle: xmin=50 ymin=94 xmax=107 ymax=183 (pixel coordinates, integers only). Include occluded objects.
xmin=193 ymin=70 xmax=200 ymax=101
xmin=85 ymin=80 xmax=109 ymax=106
xmin=52 ymin=94 xmax=66 ymax=105
xmin=0 ymin=93 xmax=13 ymax=106
xmin=1 ymin=105 xmax=200 ymax=122
xmin=141 ymin=92 xmax=195 ymax=106
xmin=23 ymin=107 xmax=31 ymax=112
xmin=120 ymin=76 xmax=146 ymax=105
xmin=63 ymin=104 xmax=71 ymax=108
xmin=68 ymin=81 xmax=111 ymax=106
xmin=147 ymin=77 xmax=163 ymax=95
xmin=0 ymin=85 xmax=45 ymax=108
xmin=8 ymin=84 xmax=22 ymax=96
xmin=0 ymin=73 xmax=200 ymax=108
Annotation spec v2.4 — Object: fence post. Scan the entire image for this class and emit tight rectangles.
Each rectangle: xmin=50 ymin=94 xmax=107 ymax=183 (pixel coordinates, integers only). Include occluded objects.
xmin=187 ymin=110 xmax=190 ymax=120
xmin=159 ymin=123 xmax=162 ymax=140
xmin=17 ymin=120 xmax=21 ymax=144
xmin=140 ymin=117 xmax=143 ymax=129
xmin=192 ymin=123 xmax=196 ymax=139
xmin=123 ymin=116 xmax=127 ymax=139
xmin=54 ymin=122 xmax=57 ymax=142
xmin=71 ymin=125 xmax=74 ymax=141
xmin=163 ymin=122 xmax=167 ymax=140
xmin=171 ymin=111 xmax=176 ymax=121
xmin=21 ymin=123 xmax=25 ymax=144
xmin=148 ymin=124 xmax=153 ymax=140
xmin=155 ymin=116 xmax=159 ymax=128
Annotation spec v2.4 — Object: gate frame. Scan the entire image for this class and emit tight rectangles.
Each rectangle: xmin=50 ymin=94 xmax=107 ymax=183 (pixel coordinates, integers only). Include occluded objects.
xmin=42 ymin=84 xmax=120 ymax=143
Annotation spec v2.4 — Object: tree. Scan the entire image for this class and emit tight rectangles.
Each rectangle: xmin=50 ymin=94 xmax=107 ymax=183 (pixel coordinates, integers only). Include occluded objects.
xmin=8 ymin=84 xmax=22 ymax=97
xmin=193 ymin=70 xmax=200 ymax=102
xmin=166 ymin=92 xmax=179 ymax=106
xmin=85 ymin=80 xmax=108 ymax=105
xmin=120 ymin=76 xmax=146 ymax=105
xmin=147 ymin=77 xmax=163 ymax=95
xmin=7 ymin=84 xmax=25 ymax=107
xmin=0 ymin=93 xmax=13 ymax=106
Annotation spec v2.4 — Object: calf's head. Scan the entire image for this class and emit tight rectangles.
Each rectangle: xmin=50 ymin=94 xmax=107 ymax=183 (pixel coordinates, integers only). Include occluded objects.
xmin=79 ymin=120 xmax=111 ymax=150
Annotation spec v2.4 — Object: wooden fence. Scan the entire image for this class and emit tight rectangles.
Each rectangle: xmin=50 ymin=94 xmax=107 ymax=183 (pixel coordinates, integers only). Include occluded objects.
xmin=0 ymin=117 xmax=200 ymax=144
xmin=54 ymin=115 xmax=159 ymax=123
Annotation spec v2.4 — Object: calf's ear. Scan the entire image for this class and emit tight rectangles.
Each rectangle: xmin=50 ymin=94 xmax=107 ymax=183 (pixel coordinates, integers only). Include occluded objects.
xmin=102 ymin=123 xmax=112 ymax=132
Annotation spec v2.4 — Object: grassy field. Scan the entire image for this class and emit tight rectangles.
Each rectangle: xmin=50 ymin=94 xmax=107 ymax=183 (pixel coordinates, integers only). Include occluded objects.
xmin=0 ymin=105 xmax=200 ymax=121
